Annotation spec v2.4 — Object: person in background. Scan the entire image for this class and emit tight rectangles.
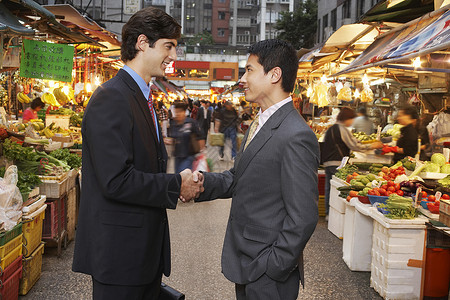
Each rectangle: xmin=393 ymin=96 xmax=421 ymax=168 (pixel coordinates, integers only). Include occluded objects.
xmin=157 ymin=101 xmax=169 ymax=138
xmin=191 ymin=100 xmax=200 ymax=120
xmin=419 ymin=114 xmax=432 ymax=161
xmin=383 ymin=106 xmax=419 ymax=162
xmin=23 ymin=97 xmax=44 ymax=123
xmin=196 ymin=100 xmax=211 ymax=150
xmin=353 ymin=107 xmax=374 ymax=134
xmin=169 ymin=102 xmax=201 ymax=173
xmin=212 ymin=102 xmax=222 ymax=133
xmin=217 ymin=101 xmax=239 ymax=160
xmin=240 ymin=113 xmax=252 ymax=133
xmin=322 ymin=107 xmax=383 ymax=218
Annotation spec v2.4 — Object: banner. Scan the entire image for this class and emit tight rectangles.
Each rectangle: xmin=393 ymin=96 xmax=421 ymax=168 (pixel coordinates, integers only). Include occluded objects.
xmin=20 ymin=39 xmax=74 ymax=82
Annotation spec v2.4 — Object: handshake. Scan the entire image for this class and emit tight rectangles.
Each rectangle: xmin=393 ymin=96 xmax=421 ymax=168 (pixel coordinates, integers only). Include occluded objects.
xmin=179 ymin=169 xmax=205 ymax=203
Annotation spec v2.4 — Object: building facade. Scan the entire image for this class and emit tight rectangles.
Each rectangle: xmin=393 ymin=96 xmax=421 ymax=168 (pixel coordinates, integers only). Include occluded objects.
xmin=317 ymin=0 xmax=378 ymax=44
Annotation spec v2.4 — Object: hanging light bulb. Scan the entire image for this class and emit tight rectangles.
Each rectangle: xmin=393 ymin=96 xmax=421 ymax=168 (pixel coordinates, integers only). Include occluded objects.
xmin=94 ymin=76 xmax=101 ymax=86
xmin=321 ymin=74 xmax=328 ymax=84
xmin=362 ymin=74 xmax=369 ymax=85
xmin=85 ymin=83 xmax=92 ymax=93
xmin=354 ymin=89 xmax=361 ymax=99
xmin=48 ymin=81 xmax=55 ymax=88
xmin=412 ymin=57 xmax=422 ymax=69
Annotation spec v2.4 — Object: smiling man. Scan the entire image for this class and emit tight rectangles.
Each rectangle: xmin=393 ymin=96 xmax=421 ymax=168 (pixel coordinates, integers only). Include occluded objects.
xmin=196 ymin=40 xmax=319 ymax=300
xmin=72 ymin=7 xmax=203 ymax=300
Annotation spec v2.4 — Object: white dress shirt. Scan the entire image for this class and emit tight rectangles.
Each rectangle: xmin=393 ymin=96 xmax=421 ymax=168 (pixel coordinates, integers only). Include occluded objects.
xmin=253 ymin=96 xmax=292 ymax=137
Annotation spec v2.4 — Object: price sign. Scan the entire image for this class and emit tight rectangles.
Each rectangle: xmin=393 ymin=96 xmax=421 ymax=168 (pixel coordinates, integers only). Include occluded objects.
xmin=19 ymin=39 xmax=74 ymax=82
xmin=336 ymin=156 xmax=349 ymax=170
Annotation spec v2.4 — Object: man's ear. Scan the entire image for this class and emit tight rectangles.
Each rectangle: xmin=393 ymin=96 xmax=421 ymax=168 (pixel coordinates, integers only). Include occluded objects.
xmin=136 ymin=34 xmax=148 ymax=52
xmin=270 ymin=67 xmax=282 ymax=85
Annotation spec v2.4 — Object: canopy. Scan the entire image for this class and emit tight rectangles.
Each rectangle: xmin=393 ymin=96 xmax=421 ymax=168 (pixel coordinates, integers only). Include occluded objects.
xmin=335 ymin=6 xmax=450 ymax=76
xmin=361 ymin=0 xmax=434 ymax=23
xmin=0 ymin=2 xmax=34 ymax=35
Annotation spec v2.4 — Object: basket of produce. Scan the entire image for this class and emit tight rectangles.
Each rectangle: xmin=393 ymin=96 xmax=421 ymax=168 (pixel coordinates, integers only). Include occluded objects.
xmin=376 ymin=194 xmax=417 ymax=219
xmin=357 ymin=196 xmax=370 ymax=204
xmin=368 ymin=195 xmax=389 ymax=205
xmin=427 ymin=202 xmax=440 ymax=214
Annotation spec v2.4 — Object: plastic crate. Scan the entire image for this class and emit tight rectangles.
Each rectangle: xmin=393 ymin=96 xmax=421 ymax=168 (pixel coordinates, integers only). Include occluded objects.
xmin=0 ymin=266 xmax=22 ymax=300
xmin=0 ymin=244 xmax=22 ymax=271
xmin=318 ymin=174 xmax=326 ymax=196
xmin=19 ymin=243 xmax=44 ymax=296
xmin=0 ymin=224 xmax=23 ymax=247
xmin=318 ymin=195 xmax=326 ymax=217
xmin=0 ymin=234 xmax=23 ymax=259
xmin=43 ymin=197 xmax=65 ymax=240
xmin=0 ymin=255 xmax=22 ymax=283
xmin=39 ymin=177 xmax=68 ymax=199
xmin=67 ymin=168 xmax=79 ymax=190
xmin=370 ymin=209 xmax=426 ymax=300
xmin=22 ymin=205 xmax=46 ymax=257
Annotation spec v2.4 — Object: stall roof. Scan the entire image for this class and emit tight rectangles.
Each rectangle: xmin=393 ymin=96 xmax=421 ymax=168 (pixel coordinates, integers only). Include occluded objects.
xmin=335 ymin=5 xmax=450 ymax=76
xmin=361 ymin=0 xmax=434 ymax=23
xmin=2 ymin=0 xmax=104 ymax=46
xmin=43 ymin=4 xmax=120 ymax=46
xmin=0 ymin=2 xmax=34 ymax=35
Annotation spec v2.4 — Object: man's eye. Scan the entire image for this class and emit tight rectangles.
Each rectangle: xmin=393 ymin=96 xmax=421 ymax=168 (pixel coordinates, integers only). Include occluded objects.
xmin=166 ymin=45 xmax=172 ymax=50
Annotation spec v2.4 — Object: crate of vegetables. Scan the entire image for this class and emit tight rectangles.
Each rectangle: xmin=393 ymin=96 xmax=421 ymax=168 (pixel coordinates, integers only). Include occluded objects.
xmin=440 ymin=199 xmax=450 ymax=227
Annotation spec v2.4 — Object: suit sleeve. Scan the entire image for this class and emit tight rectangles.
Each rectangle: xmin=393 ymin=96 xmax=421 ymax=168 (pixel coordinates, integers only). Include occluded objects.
xmin=84 ymin=86 xmax=181 ymax=209
xmin=195 ymin=168 xmax=235 ymax=202
xmin=266 ymin=130 xmax=319 ymax=281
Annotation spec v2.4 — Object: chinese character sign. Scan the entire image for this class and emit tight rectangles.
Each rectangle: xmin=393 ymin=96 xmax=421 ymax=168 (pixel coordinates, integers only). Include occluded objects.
xmin=19 ymin=39 xmax=74 ymax=83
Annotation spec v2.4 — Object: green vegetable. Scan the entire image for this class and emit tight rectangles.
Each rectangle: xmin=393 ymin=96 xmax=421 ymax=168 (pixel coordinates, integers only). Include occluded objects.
xmin=409 ymin=163 xmax=427 ymax=179
xmin=424 ymin=162 xmax=440 ymax=173
xmin=0 ymin=167 xmax=42 ymax=196
xmin=380 ymin=194 xmax=417 ymax=219
xmin=431 ymin=153 xmax=446 ymax=166
xmin=49 ymin=149 xmax=81 ymax=169
xmin=335 ymin=164 xmax=359 ymax=180
xmin=439 ymin=175 xmax=450 ymax=188
xmin=441 ymin=165 xmax=450 ymax=174
xmin=390 ymin=161 xmax=403 ymax=170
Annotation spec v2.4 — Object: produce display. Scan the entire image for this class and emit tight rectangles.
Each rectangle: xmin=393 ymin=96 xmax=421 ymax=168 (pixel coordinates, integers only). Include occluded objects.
xmin=3 ymin=139 xmax=72 ymax=176
xmin=439 ymin=175 xmax=450 ymax=188
xmin=378 ymin=194 xmax=417 ymax=219
xmin=48 ymin=108 xmax=83 ymax=127
xmin=386 ymin=124 xmax=404 ymax=139
xmin=49 ymin=148 xmax=81 ymax=169
xmin=400 ymin=157 xmax=416 ymax=171
xmin=335 ymin=164 xmax=359 ymax=181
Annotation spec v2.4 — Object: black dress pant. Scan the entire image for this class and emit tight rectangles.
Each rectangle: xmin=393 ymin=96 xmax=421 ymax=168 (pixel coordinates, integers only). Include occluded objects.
xmin=235 ymin=268 xmax=300 ymax=300
xmin=92 ymin=275 xmax=162 ymax=300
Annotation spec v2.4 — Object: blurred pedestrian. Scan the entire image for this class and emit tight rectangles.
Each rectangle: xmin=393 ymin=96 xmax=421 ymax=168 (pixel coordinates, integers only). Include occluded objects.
xmin=353 ymin=107 xmax=374 ymax=134
xmin=196 ymin=100 xmax=211 ymax=150
xmin=217 ymin=101 xmax=239 ymax=160
xmin=23 ymin=97 xmax=44 ymax=123
xmin=169 ymin=102 xmax=201 ymax=173
xmin=157 ymin=101 xmax=169 ymax=137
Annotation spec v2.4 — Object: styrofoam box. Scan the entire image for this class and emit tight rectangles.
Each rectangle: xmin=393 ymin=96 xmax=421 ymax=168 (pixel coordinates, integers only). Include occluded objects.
xmin=370 ymin=209 xmax=427 ymax=300
xmin=342 ymin=198 xmax=373 ymax=272
xmin=330 ymin=177 xmax=347 ymax=213
xmin=328 ymin=205 xmax=345 ymax=239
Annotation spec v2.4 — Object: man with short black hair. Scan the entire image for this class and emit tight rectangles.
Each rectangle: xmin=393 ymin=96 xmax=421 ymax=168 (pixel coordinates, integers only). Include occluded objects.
xmin=72 ymin=7 xmax=203 ymax=300
xmin=195 ymin=39 xmax=319 ymax=300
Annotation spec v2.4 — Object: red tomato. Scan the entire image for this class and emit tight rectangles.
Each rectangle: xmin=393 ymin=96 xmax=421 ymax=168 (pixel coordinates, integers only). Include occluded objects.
xmin=387 ymin=186 xmax=396 ymax=192
xmin=347 ymin=196 xmax=352 ymax=202
xmin=374 ymin=190 xmax=381 ymax=196
xmin=381 ymin=184 xmax=388 ymax=190
xmin=368 ymin=190 xmax=376 ymax=196
xmin=396 ymin=190 xmax=404 ymax=196
xmin=387 ymin=181 xmax=395 ymax=187
xmin=422 ymin=191 xmax=428 ymax=198
xmin=428 ymin=195 xmax=436 ymax=202
xmin=379 ymin=188 xmax=387 ymax=196
xmin=383 ymin=176 xmax=390 ymax=181
xmin=394 ymin=183 xmax=401 ymax=191
xmin=395 ymin=169 xmax=403 ymax=175
xmin=442 ymin=194 xmax=450 ymax=200
xmin=435 ymin=201 xmax=440 ymax=206
xmin=386 ymin=191 xmax=393 ymax=196
xmin=346 ymin=175 xmax=353 ymax=182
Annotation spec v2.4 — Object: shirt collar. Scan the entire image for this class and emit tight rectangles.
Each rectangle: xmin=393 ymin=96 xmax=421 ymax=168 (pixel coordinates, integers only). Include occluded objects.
xmin=122 ymin=65 xmax=151 ymax=99
xmin=257 ymin=96 xmax=292 ymax=127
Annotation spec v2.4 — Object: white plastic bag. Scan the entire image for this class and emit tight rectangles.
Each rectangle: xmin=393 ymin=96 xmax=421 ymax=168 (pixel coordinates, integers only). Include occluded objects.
xmin=0 ymin=166 xmax=23 ymax=231
xmin=192 ymin=153 xmax=210 ymax=172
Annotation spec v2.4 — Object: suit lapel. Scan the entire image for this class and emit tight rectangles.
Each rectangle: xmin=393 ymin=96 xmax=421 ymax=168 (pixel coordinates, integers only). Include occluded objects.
xmin=117 ymin=70 xmax=159 ymax=144
xmin=234 ymin=102 xmax=295 ymax=181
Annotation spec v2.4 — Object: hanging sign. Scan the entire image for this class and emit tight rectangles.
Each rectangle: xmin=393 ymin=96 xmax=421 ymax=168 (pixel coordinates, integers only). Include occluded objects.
xmin=19 ymin=39 xmax=74 ymax=83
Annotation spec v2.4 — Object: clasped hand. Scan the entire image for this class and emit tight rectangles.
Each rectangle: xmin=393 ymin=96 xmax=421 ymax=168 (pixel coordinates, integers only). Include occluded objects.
xmin=179 ymin=169 xmax=204 ymax=203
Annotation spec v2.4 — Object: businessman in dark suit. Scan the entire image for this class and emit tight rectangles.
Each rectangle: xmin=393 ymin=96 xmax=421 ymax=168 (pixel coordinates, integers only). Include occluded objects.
xmin=195 ymin=40 xmax=319 ymax=300
xmin=196 ymin=100 xmax=212 ymax=149
xmin=72 ymin=7 xmax=203 ymax=300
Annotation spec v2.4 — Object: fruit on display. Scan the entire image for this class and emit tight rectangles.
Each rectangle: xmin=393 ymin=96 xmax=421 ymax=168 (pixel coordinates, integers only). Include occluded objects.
xmin=42 ymin=92 xmax=60 ymax=107
xmin=368 ymin=181 xmax=404 ymax=197
xmin=377 ymin=164 xmax=406 ymax=181
xmin=17 ymin=92 xmax=31 ymax=104
xmin=53 ymin=87 xmax=70 ymax=105
xmin=386 ymin=124 xmax=404 ymax=139
xmin=431 ymin=153 xmax=446 ymax=166
xmin=400 ymin=157 xmax=416 ymax=171
xmin=335 ymin=164 xmax=359 ymax=181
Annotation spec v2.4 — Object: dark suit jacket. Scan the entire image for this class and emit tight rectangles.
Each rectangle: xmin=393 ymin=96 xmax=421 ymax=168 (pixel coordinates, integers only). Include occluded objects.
xmin=72 ymin=69 xmax=181 ymax=286
xmin=197 ymin=102 xmax=319 ymax=286
xmin=196 ymin=106 xmax=211 ymax=135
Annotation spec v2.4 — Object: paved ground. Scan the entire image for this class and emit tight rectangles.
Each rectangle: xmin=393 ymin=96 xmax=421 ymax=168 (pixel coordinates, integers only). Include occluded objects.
xmin=20 ymin=143 xmax=383 ymax=299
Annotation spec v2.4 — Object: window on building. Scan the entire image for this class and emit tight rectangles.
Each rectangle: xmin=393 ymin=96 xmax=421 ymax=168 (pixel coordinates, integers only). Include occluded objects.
xmin=357 ymin=0 xmax=364 ymax=18
xmin=189 ymin=69 xmax=209 ymax=79
xmin=218 ymin=28 xmax=226 ymax=37
xmin=331 ymin=9 xmax=337 ymax=30
xmin=342 ymin=0 xmax=351 ymax=19
xmin=219 ymin=0 xmax=226 ymax=3
xmin=218 ymin=11 xmax=226 ymax=20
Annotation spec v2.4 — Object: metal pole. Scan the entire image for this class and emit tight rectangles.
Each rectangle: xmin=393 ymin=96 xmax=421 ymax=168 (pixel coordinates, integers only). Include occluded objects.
xmin=232 ymin=0 xmax=238 ymax=45
xmin=181 ymin=0 xmax=185 ymax=35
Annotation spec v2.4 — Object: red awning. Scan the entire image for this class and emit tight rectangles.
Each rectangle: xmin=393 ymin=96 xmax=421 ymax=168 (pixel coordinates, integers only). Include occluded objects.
xmin=175 ymin=61 xmax=210 ymax=69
